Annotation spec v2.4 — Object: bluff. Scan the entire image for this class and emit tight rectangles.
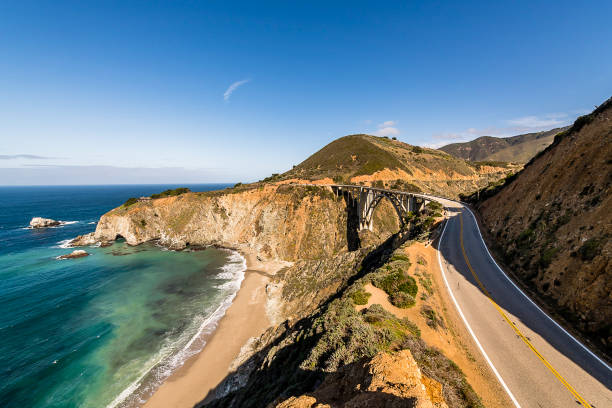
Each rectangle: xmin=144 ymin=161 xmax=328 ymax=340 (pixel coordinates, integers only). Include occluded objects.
xmin=470 ymin=98 xmax=611 ymax=355
xmin=73 ymin=184 xmax=398 ymax=261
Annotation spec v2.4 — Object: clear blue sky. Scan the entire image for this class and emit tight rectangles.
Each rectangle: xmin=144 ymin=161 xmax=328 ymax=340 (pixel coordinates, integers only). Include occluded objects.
xmin=1 ymin=1 xmax=610 ymax=185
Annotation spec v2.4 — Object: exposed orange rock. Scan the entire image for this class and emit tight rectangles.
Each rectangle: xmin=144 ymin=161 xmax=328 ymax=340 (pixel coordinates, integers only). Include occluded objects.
xmin=274 ymin=350 xmax=447 ymax=408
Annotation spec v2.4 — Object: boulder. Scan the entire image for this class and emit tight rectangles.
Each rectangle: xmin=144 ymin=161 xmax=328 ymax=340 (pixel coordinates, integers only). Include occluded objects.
xmin=29 ymin=217 xmax=61 ymax=228
xmin=58 ymin=250 xmax=89 ymax=260
xmin=69 ymin=232 xmax=97 ymax=247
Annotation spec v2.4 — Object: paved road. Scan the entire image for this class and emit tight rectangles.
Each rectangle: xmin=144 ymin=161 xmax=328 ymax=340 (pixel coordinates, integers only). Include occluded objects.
xmin=434 ymin=199 xmax=612 ymax=408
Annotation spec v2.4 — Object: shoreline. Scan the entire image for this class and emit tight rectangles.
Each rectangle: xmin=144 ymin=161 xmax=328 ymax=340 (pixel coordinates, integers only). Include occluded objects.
xmin=140 ymin=249 xmax=286 ymax=408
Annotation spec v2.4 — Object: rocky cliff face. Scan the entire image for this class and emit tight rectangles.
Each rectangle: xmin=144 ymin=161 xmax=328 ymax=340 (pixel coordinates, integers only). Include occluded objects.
xmin=78 ymin=184 xmax=396 ymax=261
xmin=474 ymin=98 xmax=611 ymax=354
xmin=275 ymin=350 xmax=448 ymax=408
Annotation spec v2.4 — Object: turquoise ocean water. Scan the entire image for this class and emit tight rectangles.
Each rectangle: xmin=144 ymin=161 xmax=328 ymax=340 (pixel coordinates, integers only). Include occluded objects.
xmin=0 ymin=185 xmax=245 ymax=408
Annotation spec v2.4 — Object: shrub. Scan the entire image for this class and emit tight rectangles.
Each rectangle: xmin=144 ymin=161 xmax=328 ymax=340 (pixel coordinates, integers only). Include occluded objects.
xmin=579 ymin=239 xmax=601 ymax=261
xmin=539 ymin=247 xmax=558 ymax=268
xmin=372 ymin=268 xmax=418 ymax=308
xmin=123 ymin=197 xmax=138 ymax=207
xmin=421 ymin=305 xmax=445 ymax=329
xmin=390 ymin=253 xmax=410 ymax=263
xmin=390 ymin=292 xmax=416 ymax=308
xmin=426 ymin=200 xmax=443 ymax=211
xmin=350 ymin=289 xmax=372 ymax=305
xmin=412 ymin=146 xmax=424 ymax=154
xmin=151 ymin=187 xmax=191 ymax=199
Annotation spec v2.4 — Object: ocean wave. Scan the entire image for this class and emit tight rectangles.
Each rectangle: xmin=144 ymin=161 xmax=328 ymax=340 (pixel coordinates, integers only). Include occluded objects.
xmin=106 ymin=250 xmax=247 ymax=408
xmin=53 ymin=239 xmax=73 ymax=249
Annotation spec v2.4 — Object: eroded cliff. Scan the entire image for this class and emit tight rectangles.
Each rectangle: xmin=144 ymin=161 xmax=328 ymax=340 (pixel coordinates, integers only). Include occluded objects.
xmin=472 ymin=97 xmax=611 ymax=355
xmin=76 ymin=184 xmax=397 ymax=261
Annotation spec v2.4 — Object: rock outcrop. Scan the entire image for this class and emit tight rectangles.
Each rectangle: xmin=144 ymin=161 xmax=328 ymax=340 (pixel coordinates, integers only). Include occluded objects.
xmin=79 ymin=184 xmax=399 ymax=261
xmin=57 ymin=249 xmax=89 ymax=259
xmin=30 ymin=217 xmax=60 ymax=228
xmin=275 ymin=350 xmax=448 ymax=408
xmin=69 ymin=232 xmax=98 ymax=246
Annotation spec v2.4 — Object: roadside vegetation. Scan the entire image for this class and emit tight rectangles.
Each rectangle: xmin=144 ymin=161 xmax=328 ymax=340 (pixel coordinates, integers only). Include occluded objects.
xmin=150 ymin=187 xmax=191 ymax=199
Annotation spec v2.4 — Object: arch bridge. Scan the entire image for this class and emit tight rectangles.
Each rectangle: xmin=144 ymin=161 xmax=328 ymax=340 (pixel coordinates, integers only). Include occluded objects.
xmin=302 ymin=184 xmax=435 ymax=231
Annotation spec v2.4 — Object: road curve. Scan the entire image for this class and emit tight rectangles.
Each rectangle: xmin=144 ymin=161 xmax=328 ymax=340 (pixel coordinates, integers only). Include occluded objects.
xmin=433 ymin=198 xmax=611 ymax=408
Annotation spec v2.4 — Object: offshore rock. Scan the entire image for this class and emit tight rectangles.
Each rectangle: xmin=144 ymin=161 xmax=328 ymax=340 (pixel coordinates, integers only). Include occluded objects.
xmin=58 ymin=250 xmax=89 ymax=259
xmin=69 ymin=232 xmax=98 ymax=247
xmin=29 ymin=217 xmax=60 ymax=228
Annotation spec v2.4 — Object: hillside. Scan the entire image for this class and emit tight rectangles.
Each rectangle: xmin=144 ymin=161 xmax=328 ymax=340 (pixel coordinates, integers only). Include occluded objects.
xmin=439 ymin=127 xmax=568 ymax=163
xmin=70 ymin=132 xmax=519 ymax=407
xmin=267 ymin=133 xmax=518 ymax=199
xmin=469 ymin=98 xmax=611 ymax=355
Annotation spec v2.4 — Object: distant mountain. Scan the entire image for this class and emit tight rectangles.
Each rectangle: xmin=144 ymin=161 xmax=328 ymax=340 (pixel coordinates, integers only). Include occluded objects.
xmin=439 ymin=127 xmax=569 ymax=163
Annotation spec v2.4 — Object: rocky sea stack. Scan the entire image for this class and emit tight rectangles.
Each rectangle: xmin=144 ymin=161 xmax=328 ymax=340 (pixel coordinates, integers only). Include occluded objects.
xmin=29 ymin=217 xmax=61 ymax=228
xmin=57 ymin=249 xmax=89 ymax=260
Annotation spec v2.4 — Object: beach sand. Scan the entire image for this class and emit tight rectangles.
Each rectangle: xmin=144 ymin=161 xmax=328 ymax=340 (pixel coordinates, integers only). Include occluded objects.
xmin=142 ymin=251 xmax=286 ymax=408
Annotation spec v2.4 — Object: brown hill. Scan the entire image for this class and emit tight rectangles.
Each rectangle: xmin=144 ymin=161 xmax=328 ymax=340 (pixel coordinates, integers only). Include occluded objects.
xmin=470 ymin=98 xmax=611 ymax=355
xmin=439 ymin=127 xmax=568 ymax=163
xmin=268 ymin=134 xmax=519 ymax=199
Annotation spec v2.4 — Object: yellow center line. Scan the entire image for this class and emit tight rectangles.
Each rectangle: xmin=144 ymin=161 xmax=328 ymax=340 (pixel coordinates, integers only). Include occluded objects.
xmin=458 ymin=212 xmax=592 ymax=408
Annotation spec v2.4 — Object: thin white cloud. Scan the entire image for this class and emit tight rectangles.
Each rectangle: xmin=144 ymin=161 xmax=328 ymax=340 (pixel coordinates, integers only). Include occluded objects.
xmin=506 ymin=113 xmax=569 ymax=128
xmin=374 ymin=120 xmax=400 ymax=137
xmin=423 ymin=109 xmax=583 ymax=148
xmin=375 ymin=126 xmax=400 ymax=137
xmin=223 ymin=79 xmax=250 ymax=101
xmin=0 ymin=154 xmax=55 ymax=160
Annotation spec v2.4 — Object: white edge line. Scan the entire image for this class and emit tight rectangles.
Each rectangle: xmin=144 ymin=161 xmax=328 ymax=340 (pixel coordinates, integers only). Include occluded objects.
xmin=460 ymin=204 xmax=612 ymax=372
xmin=436 ymin=209 xmax=522 ymax=408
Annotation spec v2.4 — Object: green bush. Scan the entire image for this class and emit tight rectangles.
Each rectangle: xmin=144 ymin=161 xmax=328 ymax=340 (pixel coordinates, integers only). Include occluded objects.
xmin=421 ymin=305 xmax=445 ymax=329
xmin=539 ymin=247 xmax=558 ymax=268
xmin=350 ymin=289 xmax=372 ymax=305
xmin=579 ymin=239 xmax=601 ymax=261
xmin=390 ymin=291 xmax=416 ymax=308
xmin=390 ymin=253 xmax=410 ymax=263
xmin=151 ymin=187 xmax=191 ymax=199
xmin=123 ymin=197 xmax=138 ymax=207
xmin=372 ymin=268 xmax=418 ymax=309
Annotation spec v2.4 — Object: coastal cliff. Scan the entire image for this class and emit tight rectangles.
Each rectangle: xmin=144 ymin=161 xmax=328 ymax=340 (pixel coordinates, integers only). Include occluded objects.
xmin=71 ymin=133 xmax=516 ymax=407
xmin=468 ymin=98 xmax=611 ymax=355
xmin=75 ymin=184 xmax=398 ymax=261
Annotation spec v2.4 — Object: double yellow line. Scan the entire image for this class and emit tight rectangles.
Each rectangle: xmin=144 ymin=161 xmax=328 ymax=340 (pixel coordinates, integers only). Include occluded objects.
xmin=458 ymin=212 xmax=592 ymax=408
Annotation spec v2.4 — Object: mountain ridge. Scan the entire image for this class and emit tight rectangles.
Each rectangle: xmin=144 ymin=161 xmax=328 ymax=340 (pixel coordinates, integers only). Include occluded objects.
xmin=439 ymin=127 xmax=569 ymax=163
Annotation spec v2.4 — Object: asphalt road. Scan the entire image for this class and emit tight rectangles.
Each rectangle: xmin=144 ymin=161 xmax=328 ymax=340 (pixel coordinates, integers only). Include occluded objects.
xmin=434 ymin=199 xmax=612 ymax=408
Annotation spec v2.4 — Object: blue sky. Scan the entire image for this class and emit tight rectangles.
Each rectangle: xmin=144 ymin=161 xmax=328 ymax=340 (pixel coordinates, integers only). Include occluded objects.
xmin=1 ymin=1 xmax=610 ymax=185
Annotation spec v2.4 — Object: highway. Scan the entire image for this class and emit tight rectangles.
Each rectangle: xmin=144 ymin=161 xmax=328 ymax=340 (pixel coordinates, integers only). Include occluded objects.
xmin=435 ymin=199 xmax=612 ymax=408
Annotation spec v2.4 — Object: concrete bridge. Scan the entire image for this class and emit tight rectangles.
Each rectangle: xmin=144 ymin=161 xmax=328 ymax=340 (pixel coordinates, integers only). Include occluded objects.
xmin=301 ymin=184 xmax=435 ymax=231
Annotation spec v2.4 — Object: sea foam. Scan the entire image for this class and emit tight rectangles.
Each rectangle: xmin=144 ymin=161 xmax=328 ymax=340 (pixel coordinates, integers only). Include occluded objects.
xmin=106 ymin=250 xmax=247 ymax=408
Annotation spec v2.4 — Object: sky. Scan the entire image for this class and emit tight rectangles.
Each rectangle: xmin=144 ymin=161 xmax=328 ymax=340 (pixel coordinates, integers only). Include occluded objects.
xmin=1 ymin=1 xmax=611 ymax=185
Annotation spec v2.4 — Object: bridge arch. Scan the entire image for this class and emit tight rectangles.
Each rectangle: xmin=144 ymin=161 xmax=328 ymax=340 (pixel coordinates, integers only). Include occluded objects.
xmin=330 ymin=185 xmax=430 ymax=231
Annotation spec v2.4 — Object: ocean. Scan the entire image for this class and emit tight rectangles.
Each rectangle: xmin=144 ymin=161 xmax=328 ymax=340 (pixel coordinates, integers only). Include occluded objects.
xmin=0 ymin=184 xmax=245 ymax=408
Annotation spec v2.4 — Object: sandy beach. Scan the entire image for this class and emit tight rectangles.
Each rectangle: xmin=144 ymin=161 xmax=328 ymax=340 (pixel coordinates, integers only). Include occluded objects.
xmin=142 ymin=251 xmax=286 ymax=408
